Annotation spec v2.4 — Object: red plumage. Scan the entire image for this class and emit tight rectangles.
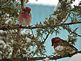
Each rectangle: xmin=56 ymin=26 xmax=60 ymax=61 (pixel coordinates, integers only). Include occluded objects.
xmin=22 ymin=7 xmax=31 ymax=13
xmin=19 ymin=7 xmax=32 ymax=26
xmin=51 ymin=37 xmax=61 ymax=48
xmin=51 ymin=37 xmax=78 ymax=56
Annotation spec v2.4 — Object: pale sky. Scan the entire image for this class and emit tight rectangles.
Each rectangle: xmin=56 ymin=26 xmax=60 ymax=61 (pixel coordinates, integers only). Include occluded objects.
xmin=28 ymin=0 xmax=58 ymax=6
xmin=69 ymin=53 xmax=81 ymax=61
xmin=28 ymin=0 xmax=81 ymax=6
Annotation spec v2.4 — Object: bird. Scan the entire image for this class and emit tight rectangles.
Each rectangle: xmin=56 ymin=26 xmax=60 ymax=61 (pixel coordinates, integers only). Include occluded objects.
xmin=51 ymin=37 xmax=78 ymax=57
xmin=18 ymin=6 xmax=32 ymax=27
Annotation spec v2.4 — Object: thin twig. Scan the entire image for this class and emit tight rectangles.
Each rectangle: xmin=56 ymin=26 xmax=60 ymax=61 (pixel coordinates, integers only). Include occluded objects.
xmin=62 ymin=26 xmax=81 ymax=37
xmin=42 ymin=33 xmax=50 ymax=43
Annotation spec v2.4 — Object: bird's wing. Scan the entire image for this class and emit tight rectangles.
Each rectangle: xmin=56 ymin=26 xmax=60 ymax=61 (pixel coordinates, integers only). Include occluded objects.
xmin=60 ymin=40 xmax=78 ymax=52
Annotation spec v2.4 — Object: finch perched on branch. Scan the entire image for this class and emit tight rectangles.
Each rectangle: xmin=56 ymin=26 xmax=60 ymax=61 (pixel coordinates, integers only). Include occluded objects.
xmin=18 ymin=7 xmax=32 ymax=26
xmin=51 ymin=37 xmax=78 ymax=57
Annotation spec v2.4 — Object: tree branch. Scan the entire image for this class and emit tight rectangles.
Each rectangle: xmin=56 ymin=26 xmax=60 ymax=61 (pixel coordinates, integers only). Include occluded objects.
xmin=0 ymin=22 xmax=81 ymax=30
xmin=1 ymin=51 xmax=81 ymax=61
xmin=21 ymin=0 xmax=24 ymax=7
xmin=28 ymin=51 xmax=81 ymax=60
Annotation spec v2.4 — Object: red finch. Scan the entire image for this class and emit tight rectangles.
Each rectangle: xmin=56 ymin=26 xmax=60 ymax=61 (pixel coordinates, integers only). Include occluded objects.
xmin=51 ymin=37 xmax=78 ymax=56
xmin=19 ymin=7 xmax=32 ymax=26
